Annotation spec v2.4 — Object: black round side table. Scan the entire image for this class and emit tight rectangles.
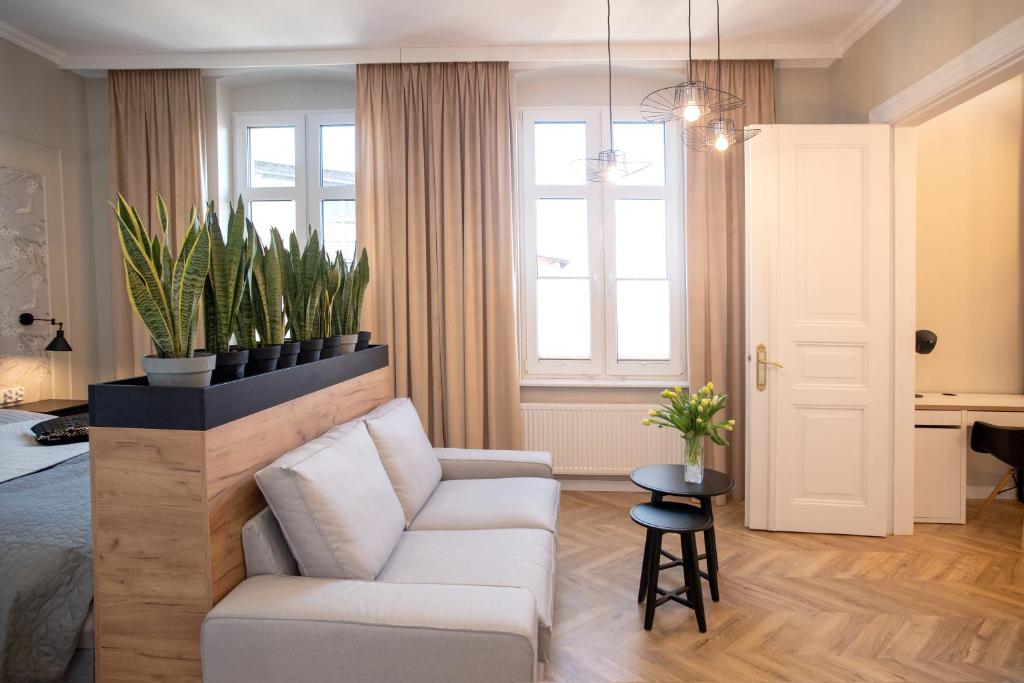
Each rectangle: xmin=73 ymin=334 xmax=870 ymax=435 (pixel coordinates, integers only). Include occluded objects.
xmin=629 ymin=465 xmax=734 ymax=602
xmin=630 ymin=502 xmax=713 ymax=632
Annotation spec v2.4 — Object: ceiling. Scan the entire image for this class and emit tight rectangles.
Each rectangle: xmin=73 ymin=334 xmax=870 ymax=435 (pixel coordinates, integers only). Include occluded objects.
xmin=0 ymin=0 xmax=901 ymax=69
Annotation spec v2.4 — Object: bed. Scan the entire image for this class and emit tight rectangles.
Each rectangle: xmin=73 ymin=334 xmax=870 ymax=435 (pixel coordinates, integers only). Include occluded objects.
xmin=0 ymin=408 xmax=93 ymax=683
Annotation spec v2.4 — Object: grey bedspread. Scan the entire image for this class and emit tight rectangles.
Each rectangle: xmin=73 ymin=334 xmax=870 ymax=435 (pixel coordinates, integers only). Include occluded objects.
xmin=0 ymin=452 xmax=92 ymax=682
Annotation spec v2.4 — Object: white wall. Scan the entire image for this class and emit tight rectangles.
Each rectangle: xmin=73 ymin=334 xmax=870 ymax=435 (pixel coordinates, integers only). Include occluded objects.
xmin=0 ymin=37 xmax=101 ymax=400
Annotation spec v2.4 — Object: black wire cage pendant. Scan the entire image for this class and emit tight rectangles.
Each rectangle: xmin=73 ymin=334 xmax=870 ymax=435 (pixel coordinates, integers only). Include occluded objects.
xmin=640 ymin=0 xmax=743 ymax=124
xmin=681 ymin=117 xmax=760 ymax=153
xmin=573 ymin=0 xmax=649 ymax=183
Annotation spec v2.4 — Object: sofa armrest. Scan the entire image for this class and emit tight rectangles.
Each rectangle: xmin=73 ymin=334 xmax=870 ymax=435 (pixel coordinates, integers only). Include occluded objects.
xmin=203 ymin=575 xmax=539 ymax=683
xmin=434 ymin=447 xmax=553 ymax=480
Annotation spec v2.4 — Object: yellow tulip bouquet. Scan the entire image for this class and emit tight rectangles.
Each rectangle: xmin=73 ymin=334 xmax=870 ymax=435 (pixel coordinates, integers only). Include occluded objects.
xmin=643 ymin=383 xmax=734 ymax=482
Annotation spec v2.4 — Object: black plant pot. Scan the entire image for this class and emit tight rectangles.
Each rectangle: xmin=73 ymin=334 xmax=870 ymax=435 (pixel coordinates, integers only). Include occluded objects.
xmin=355 ymin=330 xmax=372 ymax=351
xmin=297 ymin=338 xmax=324 ymax=364
xmin=244 ymin=344 xmax=282 ymax=376
xmin=211 ymin=348 xmax=249 ymax=383
xmin=320 ymin=335 xmax=343 ymax=359
xmin=277 ymin=340 xmax=301 ymax=369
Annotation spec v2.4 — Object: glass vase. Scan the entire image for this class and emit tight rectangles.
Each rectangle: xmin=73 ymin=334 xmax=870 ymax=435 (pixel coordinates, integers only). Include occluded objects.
xmin=683 ymin=437 xmax=705 ymax=484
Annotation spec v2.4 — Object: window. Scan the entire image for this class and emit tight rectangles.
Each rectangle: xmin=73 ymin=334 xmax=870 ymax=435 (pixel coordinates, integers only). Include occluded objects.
xmin=519 ymin=108 xmax=685 ymax=383
xmin=234 ymin=111 xmax=356 ymax=263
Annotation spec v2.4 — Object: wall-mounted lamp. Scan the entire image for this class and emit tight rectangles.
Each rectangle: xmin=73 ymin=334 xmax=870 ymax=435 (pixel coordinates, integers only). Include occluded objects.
xmin=915 ymin=329 xmax=938 ymax=355
xmin=19 ymin=313 xmax=73 ymax=352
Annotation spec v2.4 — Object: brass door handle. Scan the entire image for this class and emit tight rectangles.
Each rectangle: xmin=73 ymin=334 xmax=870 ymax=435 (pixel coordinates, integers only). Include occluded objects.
xmin=755 ymin=343 xmax=783 ymax=391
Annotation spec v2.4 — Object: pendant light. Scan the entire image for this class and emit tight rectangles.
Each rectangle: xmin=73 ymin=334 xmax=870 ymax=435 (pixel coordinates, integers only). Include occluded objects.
xmin=680 ymin=0 xmax=761 ymax=152
xmin=573 ymin=0 xmax=649 ymax=182
xmin=640 ymin=0 xmax=743 ymax=124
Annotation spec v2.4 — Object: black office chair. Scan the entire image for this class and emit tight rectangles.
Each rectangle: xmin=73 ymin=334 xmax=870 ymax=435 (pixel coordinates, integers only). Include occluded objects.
xmin=969 ymin=421 xmax=1024 ymax=521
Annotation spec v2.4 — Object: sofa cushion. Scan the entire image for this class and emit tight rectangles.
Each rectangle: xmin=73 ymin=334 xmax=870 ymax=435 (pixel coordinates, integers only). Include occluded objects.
xmin=364 ymin=398 xmax=443 ymax=526
xmin=409 ymin=478 xmax=560 ymax=533
xmin=242 ymin=507 xmax=299 ymax=578
xmin=377 ymin=528 xmax=556 ymax=661
xmin=255 ymin=421 xmax=405 ymax=580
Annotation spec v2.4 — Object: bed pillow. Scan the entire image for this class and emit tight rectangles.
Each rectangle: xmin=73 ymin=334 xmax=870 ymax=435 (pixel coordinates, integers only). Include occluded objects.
xmin=0 ymin=409 xmax=51 ymax=426
xmin=30 ymin=415 xmax=89 ymax=445
xmin=363 ymin=398 xmax=442 ymax=526
xmin=254 ymin=420 xmax=405 ymax=580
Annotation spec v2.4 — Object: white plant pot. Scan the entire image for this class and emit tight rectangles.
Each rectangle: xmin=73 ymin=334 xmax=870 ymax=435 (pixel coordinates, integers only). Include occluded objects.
xmin=141 ymin=352 xmax=216 ymax=388
xmin=339 ymin=334 xmax=358 ymax=355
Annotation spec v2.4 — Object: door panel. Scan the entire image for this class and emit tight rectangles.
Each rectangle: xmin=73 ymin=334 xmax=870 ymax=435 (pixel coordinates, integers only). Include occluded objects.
xmin=746 ymin=125 xmax=892 ymax=536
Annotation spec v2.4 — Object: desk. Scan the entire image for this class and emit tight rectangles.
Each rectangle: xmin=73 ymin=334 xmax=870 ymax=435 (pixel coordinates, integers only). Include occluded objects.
xmin=914 ymin=393 xmax=1024 ymax=524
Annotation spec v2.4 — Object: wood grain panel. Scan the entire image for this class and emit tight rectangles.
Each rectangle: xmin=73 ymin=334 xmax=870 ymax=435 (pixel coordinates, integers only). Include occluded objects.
xmin=90 ymin=367 xmax=391 ymax=682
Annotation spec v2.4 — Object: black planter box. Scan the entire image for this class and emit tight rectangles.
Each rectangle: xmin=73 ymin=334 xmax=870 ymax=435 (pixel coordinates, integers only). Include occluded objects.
xmin=89 ymin=345 xmax=388 ymax=431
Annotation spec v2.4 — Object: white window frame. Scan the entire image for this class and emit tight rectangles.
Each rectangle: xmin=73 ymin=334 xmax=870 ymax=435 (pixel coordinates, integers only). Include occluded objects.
xmin=233 ymin=110 xmax=355 ymax=250
xmin=518 ymin=106 xmax=687 ymax=386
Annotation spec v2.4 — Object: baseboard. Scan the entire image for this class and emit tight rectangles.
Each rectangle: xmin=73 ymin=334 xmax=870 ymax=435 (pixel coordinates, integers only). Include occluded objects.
xmin=555 ymin=475 xmax=639 ymax=492
xmin=966 ymin=485 xmax=1018 ymax=500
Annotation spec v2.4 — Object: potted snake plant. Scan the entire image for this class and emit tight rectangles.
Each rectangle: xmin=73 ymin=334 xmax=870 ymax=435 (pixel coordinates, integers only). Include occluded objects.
xmin=318 ymin=249 xmax=343 ymax=359
xmin=240 ymin=223 xmax=286 ymax=374
xmin=282 ymin=228 xmax=324 ymax=364
xmin=202 ymin=198 xmax=251 ymax=382
xmin=269 ymin=229 xmax=301 ymax=368
xmin=113 ymin=193 xmax=213 ymax=387
xmin=335 ymin=247 xmax=369 ymax=354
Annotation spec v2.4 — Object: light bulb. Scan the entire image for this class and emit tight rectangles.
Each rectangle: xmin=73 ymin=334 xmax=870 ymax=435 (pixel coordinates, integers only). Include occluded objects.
xmin=682 ymin=102 xmax=702 ymax=122
xmin=714 ymin=133 xmax=730 ymax=151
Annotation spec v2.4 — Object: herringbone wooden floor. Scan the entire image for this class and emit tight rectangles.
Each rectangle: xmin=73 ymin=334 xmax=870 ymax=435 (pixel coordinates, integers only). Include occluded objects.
xmin=546 ymin=491 xmax=1024 ymax=682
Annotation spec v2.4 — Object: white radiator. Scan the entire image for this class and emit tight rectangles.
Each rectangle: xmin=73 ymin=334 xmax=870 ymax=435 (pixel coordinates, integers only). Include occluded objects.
xmin=521 ymin=403 xmax=683 ymax=475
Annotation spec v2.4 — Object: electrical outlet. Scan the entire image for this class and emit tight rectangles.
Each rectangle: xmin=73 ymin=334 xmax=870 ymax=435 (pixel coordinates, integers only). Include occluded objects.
xmin=13 ymin=386 xmax=25 ymax=402
xmin=1 ymin=388 xmax=15 ymax=405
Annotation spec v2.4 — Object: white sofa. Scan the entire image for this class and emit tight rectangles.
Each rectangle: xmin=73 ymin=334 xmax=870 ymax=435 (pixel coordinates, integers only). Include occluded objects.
xmin=202 ymin=398 xmax=559 ymax=683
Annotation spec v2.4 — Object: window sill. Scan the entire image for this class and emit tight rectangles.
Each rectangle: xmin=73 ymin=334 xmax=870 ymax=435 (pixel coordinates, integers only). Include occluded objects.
xmin=520 ymin=378 xmax=687 ymax=389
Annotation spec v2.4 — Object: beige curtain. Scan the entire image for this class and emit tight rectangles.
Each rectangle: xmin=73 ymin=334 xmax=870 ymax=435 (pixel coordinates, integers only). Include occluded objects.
xmin=107 ymin=69 xmax=206 ymax=377
xmin=357 ymin=62 xmax=522 ymax=449
xmin=686 ymin=60 xmax=775 ymax=501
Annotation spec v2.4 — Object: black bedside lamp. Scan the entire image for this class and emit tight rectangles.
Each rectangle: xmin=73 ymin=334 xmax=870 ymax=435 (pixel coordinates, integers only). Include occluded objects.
xmin=19 ymin=312 xmax=73 ymax=352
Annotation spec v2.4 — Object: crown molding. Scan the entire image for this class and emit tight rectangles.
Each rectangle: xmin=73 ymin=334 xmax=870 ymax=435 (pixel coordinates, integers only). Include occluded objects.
xmin=0 ymin=19 xmax=65 ymax=64
xmin=870 ymin=13 xmax=1024 ymax=125
xmin=834 ymin=0 xmax=902 ymax=55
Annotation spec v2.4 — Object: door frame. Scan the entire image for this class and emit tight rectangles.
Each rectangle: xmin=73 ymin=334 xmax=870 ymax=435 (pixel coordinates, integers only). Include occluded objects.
xmin=870 ymin=15 xmax=1024 ymax=534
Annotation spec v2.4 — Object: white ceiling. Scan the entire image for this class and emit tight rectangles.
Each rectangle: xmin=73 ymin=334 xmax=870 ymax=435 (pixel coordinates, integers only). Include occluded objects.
xmin=0 ymin=0 xmax=901 ymax=69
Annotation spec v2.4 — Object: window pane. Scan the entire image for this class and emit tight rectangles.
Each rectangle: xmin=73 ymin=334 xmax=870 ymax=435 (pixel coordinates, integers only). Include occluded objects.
xmin=536 ymin=198 xmax=588 ymax=277
xmin=248 ymin=127 xmax=296 ymax=188
xmin=615 ymin=200 xmax=666 ymax=278
xmin=321 ymin=125 xmax=355 ymax=187
xmin=617 ymin=280 xmax=670 ymax=360
xmin=534 ymin=122 xmax=586 ymax=186
xmin=322 ymin=199 xmax=356 ymax=264
xmin=613 ymin=122 xmax=665 ymax=186
xmin=249 ymin=200 xmax=296 ymax=245
xmin=536 ymin=279 xmax=590 ymax=359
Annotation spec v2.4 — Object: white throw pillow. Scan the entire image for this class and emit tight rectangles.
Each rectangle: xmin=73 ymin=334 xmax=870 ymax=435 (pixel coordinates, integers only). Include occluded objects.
xmin=363 ymin=398 xmax=443 ymax=526
xmin=254 ymin=421 xmax=405 ymax=580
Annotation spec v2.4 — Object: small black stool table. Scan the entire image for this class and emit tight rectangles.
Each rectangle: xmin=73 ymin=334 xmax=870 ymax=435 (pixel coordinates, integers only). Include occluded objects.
xmin=630 ymin=502 xmax=713 ymax=631
xmin=630 ymin=465 xmax=734 ymax=603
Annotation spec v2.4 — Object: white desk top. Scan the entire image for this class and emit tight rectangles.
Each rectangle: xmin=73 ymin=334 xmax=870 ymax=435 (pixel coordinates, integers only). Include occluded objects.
xmin=915 ymin=392 xmax=1024 ymax=412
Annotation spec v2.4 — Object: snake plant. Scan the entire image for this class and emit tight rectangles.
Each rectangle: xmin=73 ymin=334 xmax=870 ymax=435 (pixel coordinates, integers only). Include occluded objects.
xmin=281 ymin=228 xmax=323 ymax=341
xmin=335 ymin=247 xmax=369 ymax=336
xmin=318 ymin=249 xmax=342 ymax=338
xmin=245 ymin=226 xmax=287 ymax=346
xmin=113 ymin=193 xmax=210 ymax=359
xmin=234 ymin=221 xmax=261 ymax=349
xmin=202 ymin=197 xmax=249 ymax=354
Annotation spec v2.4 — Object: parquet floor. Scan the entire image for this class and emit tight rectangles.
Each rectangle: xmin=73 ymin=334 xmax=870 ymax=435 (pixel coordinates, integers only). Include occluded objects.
xmin=545 ymin=491 xmax=1024 ymax=682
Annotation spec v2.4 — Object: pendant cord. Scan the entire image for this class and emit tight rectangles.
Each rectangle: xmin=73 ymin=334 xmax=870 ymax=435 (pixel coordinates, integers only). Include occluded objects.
xmin=607 ymin=0 xmax=614 ymax=150
xmin=716 ymin=0 xmax=722 ymax=91
xmin=686 ymin=0 xmax=692 ymax=81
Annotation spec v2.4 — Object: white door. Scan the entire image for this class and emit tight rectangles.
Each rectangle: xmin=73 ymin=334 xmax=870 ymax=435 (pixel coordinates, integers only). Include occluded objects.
xmin=745 ymin=125 xmax=892 ymax=537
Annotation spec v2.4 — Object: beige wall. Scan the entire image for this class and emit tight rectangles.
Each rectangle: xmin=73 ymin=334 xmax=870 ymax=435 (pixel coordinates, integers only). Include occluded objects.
xmin=0 ymin=37 xmax=102 ymax=399
xmin=915 ymin=75 xmax=1024 ymax=394
xmin=774 ymin=67 xmax=830 ymax=124
xmin=828 ymin=0 xmax=1024 ymax=122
